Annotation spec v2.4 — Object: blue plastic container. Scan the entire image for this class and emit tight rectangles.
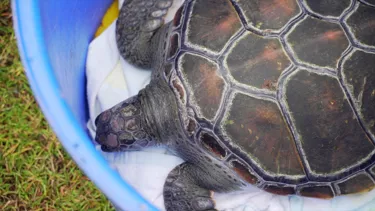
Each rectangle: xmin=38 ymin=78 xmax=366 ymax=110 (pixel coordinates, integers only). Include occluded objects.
xmin=12 ymin=1 xmax=158 ymax=210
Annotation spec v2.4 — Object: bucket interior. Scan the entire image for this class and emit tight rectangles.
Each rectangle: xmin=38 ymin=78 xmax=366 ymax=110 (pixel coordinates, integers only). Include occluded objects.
xmin=12 ymin=0 xmax=158 ymax=210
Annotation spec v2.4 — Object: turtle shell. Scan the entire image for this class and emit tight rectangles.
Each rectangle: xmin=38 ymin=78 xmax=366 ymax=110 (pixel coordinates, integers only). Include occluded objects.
xmin=163 ymin=0 xmax=375 ymax=198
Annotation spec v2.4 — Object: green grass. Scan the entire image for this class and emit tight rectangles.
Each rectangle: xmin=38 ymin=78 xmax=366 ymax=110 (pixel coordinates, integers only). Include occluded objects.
xmin=0 ymin=1 xmax=113 ymax=210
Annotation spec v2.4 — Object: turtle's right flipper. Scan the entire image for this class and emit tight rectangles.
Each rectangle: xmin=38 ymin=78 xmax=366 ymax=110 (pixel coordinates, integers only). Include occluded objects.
xmin=116 ymin=0 xmax=173 ymax=68
xmin=164 ymin=163 xmax=218 ymax=211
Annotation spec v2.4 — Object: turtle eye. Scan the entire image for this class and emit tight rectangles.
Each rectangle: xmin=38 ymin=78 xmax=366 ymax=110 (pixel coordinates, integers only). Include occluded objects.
xmin=200 ymin=133 xmax=226 ymax=158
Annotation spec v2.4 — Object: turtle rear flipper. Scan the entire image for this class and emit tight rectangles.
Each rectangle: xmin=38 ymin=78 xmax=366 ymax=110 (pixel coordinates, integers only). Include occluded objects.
xmin=116 ymin=0 xmax=173 ymax=68
xmin=164 ymin=163 xmax=218 ymax=211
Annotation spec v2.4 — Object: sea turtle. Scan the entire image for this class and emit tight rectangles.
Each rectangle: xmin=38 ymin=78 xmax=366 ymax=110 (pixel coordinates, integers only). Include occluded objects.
xmin=95 ymin=0 xmax=375 ymax=210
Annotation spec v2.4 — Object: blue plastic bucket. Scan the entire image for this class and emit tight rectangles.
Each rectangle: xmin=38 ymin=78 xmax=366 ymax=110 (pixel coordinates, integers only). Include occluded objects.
xmin=12 ymin=1 xmax=158 ymax=210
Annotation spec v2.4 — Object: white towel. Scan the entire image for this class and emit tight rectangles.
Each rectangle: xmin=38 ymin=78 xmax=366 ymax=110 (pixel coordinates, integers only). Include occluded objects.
xmin=85 ymin=1 xmax=375 ymax=210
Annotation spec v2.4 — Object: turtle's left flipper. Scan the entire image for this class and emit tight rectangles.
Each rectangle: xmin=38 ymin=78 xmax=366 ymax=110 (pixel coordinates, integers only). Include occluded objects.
xmin=116 ymin=0 xmax=173 ymax=68
xmin=163 ymin=162 xmax=218 ymax=211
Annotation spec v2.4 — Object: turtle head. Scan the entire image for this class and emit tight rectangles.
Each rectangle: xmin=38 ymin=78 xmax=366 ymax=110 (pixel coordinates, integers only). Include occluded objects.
xmin=94 ymin=95 xmax=154 ymax=152
xmin=94 ymin=80 xmax=182 ymax=151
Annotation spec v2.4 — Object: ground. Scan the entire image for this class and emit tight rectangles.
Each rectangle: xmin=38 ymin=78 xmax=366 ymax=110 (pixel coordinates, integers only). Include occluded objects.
xmin=0 ymin=1 xmax=113 ymax=210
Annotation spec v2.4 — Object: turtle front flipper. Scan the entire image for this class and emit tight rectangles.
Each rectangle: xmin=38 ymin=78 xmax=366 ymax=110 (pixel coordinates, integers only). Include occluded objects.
xmin=164 ymin=163 xmax=218 ymax=211
xmin=116 ymin=0 xmax=173 ymax=68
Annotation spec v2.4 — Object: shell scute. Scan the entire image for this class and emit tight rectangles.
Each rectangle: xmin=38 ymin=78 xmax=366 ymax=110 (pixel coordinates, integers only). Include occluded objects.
xmin=222 ymin=93 xmax=305 ymax=177
xmin=284 ymin=69 xmax=374 ymax=176
xmin=286 ymin=17 xmax=349 ymax=68
xmin=231 ymin=160 xmax=259 ymax=185
xmin=235 ymin=0 xmax=301 ymax=31
xmin=173 ymin=5 xmax=184 ymax=28
xmin=298 ymin=185 xmax=335 ymax=199
xmin=179 ymin=53 xmax=226 ymax=120
xmin=200 ymin=132 xmax=227 ymax=158
xmin=346 ymin=3 xmax=375 ymax=47
xmin=336 ymin=173 xmax=375 ymax=195
xmin=304 ymin=0 xmax=351 ymax=17
xmin=185 ymin=0 xmax=242 ymax=53
xmin=225 ymin=32 xmax=291 ymax=91
xmin=342 ymin=50 xmax=375 ymax=139
xmin=263 ymin=184 xmax=296 ymax=195
xmin=168 ymin=33 xmax=180 ymax=59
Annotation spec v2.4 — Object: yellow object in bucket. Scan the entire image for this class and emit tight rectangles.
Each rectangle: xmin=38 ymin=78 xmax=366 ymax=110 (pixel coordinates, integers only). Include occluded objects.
xmin=95 ymin=0 xmax=119 ymax=38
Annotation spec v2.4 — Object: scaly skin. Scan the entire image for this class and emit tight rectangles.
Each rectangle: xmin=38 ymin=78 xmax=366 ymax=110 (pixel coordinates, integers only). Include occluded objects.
xmin=116 ymin=0 xmax=173 ymax=68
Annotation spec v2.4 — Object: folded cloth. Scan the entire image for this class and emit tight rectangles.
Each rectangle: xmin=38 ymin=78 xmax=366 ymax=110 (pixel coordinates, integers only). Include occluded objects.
xmin=85 ymin=1 xmax=375 ymax=210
